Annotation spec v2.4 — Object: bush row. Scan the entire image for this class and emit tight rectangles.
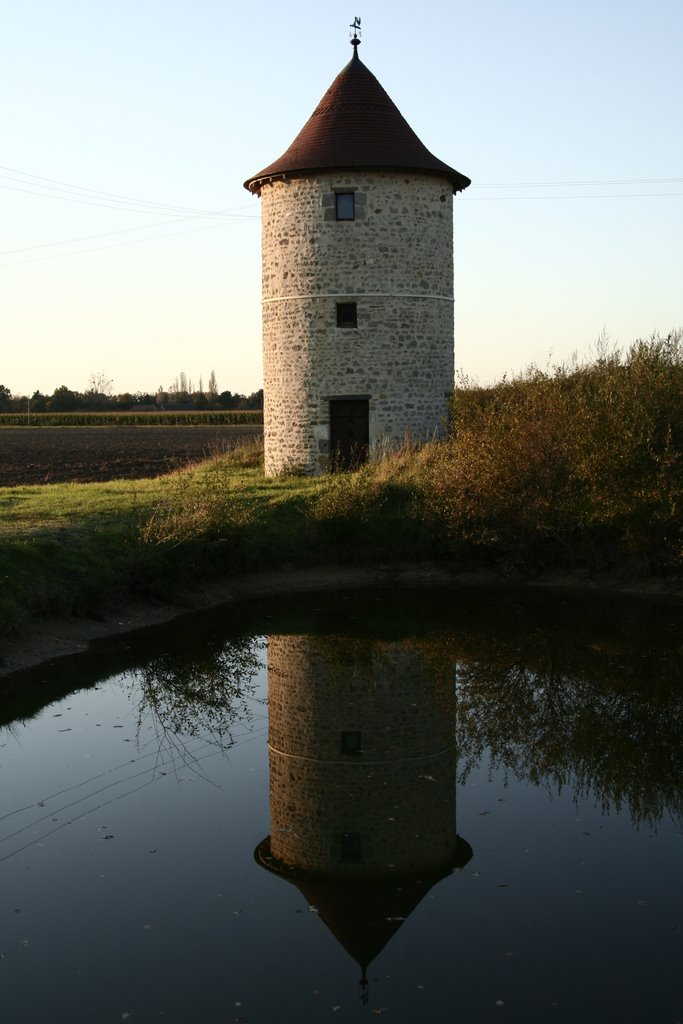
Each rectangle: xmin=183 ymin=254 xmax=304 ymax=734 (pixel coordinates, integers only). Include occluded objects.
xmin=0 ymin=410 xmax=263 ymax=427
xmin=415 ymin=330 xmax=683 ymax=573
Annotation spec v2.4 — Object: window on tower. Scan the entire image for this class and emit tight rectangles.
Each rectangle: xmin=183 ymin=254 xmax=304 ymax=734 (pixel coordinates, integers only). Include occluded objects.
xmin=340 ymin=730 xmax=362 ymax=755
xmin=340 ymin=832 xmax=362 ymax=862
xmin=335 ymin=192 xmax=355 ymax=220
xmin=336 ymin=302 xmax=357 ymax=328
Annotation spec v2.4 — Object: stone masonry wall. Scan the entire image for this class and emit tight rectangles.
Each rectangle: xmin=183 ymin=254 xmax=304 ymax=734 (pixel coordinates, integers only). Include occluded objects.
xmin=260 ymin=171 xmax=455 ymax=474
xmin=265 ymin=634 xmax=458 ymax=879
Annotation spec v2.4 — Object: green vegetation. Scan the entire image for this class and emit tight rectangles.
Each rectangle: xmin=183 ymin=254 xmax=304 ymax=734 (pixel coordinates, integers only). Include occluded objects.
xmin=0 ymin=410 xmax=262 ymax=427
xmin=1 ymin=331 xmax=681 ymax=651
xmin=0 ymin=372 xmax=263 ymax=415
xmin=422 ymin=329 xmax=683 ymax=573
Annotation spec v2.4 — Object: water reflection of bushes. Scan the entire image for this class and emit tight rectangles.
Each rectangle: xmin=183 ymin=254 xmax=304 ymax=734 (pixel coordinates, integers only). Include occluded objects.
xmin=127 ymin=614 xmax=683 ymax=829
xmin=304 ymin=624 xmax=683 ymax=827
xmin=449 ymin=631 xmax=683 ymax=827
xmin=129 ymin=635 xmax=266 ymax=750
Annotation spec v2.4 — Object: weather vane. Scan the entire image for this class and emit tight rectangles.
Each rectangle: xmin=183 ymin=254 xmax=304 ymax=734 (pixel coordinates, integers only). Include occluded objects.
xmin=349 ymin=16 xmax=361 ymax=49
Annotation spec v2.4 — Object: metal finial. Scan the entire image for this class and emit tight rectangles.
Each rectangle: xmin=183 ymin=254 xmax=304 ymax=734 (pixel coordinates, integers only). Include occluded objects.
xmin=349 ymin=16 xmax=361 ymax=50
xmin=359 ymin=967 xmax=369 ymax=1005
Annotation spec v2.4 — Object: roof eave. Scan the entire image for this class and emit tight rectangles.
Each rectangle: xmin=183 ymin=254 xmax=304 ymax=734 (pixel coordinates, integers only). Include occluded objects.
xmin=244 ymin=165 xmax=471 ymax=196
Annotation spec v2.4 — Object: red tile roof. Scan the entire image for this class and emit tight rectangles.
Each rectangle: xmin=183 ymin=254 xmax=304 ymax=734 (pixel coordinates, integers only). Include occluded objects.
xmin=244 ymin=48 xmax=471 ymax=194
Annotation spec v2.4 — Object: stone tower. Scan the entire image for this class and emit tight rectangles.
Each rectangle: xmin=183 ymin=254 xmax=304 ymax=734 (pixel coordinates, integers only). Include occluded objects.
xmin=255 ymin=632 xmax=472 ymax=993
xmin=244 ymin=29 xmax=470 ymax=475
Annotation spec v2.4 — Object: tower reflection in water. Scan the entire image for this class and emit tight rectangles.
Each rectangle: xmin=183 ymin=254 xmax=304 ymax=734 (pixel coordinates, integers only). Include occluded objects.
xmin=255 ymin=634 xmax=472 ymax=998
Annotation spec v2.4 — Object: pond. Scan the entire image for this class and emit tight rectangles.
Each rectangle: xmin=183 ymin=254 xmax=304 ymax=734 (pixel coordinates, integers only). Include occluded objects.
xmin=1 ymin=586 xmax=682 ymax=1023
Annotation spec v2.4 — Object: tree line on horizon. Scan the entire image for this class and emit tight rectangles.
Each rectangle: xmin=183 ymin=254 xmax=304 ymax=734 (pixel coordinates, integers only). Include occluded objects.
xmin=0 ymin=369 xmax=263 ymax=415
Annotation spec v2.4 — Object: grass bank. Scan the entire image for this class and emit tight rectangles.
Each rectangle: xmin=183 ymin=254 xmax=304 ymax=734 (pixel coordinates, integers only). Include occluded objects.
xmin=1 ymin=330 xmax=681 ymax=656
xmin=0 ymin=442 xmax=434 ymax=652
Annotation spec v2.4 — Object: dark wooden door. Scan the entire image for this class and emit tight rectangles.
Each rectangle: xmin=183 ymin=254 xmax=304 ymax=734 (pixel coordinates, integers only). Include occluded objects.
xmin=329 ymin=399 xmax=369 ymax=470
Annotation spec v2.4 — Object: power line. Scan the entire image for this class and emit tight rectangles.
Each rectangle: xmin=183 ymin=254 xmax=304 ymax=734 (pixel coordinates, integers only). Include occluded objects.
xmin=0 ymin=210 xmax=257 ymax=258
xmin=0 ymin=164 xmax=236 ymax=217
xmin=463 ymin=175 xmax=683 ymax=201
xmin=0 ymin=220 xmax=247 ymax=269
xmin=0 ymin=177 xmax=257 ymax=218
xmin=0 ymin=162 xmax=257 ymax=265
xmin=473 ymin=176 xmax=683 ymax=187
xmin=0 ymin=215 xmax=207 ymax=256
xmin=5 ymin=164 xmax=682 ymax=215
xmin=462 ymin=191 xmax=683 ymax=201
xmin=1 ymin=165 xmax=679 ymax=269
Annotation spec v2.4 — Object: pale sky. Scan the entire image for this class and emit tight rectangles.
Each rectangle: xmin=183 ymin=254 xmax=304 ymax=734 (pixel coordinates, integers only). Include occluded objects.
xmin=1 ymin=0 xmax=681 ymax=398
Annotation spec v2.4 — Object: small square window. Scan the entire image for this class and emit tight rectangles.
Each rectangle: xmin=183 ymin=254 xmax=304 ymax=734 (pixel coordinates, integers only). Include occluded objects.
xmin=340 ymin=730 xmax=362 ymax=755
xmin=341 ymin=832 xmax=362 ymax=861
xmin=336 ymin=302 xmax=357 ymax=328
xmin=335 ymin=192 xmax=355 ymax=220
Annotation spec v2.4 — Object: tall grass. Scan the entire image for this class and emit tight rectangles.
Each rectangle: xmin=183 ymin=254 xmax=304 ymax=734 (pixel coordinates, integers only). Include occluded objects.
xmin=417 ymin=330 xmax=683 ymax=573
xmin=141 ymin=457 xmax=256 ymax=547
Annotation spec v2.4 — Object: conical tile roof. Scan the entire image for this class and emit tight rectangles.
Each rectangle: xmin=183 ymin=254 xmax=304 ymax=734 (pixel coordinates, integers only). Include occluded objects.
xmin=255 ymin=835 xmax=473 ymax=975
xmin=244 ymin=47 xmax=470 ymax=194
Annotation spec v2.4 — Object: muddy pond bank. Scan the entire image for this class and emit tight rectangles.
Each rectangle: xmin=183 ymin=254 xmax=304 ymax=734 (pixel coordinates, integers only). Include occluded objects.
xmin=2 ymin=562 xmax=682 ymax=679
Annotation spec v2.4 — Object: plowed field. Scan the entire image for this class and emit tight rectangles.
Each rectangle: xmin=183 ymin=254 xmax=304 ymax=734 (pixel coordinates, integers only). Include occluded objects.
xmin=0 ymin=425 xmax=262 ymax=486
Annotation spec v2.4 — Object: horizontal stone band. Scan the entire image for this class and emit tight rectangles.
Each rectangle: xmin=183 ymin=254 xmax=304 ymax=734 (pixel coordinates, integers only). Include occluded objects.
xmin=262 ymin=292 xmax=454 ymax=304
xmin=267 ymin=742 xmax=456 ymax=766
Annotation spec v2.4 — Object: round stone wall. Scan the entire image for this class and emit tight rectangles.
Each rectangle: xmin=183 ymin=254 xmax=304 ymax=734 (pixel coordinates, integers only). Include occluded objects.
xmin=265 ymin=634 xmax=458 ymax=879
xmin=259 ymin=171 xmax=455 ymax=475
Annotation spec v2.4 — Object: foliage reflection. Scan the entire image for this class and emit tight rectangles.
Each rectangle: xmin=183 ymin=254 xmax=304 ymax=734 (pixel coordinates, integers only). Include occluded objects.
xmin=128 ymin=635 xmax=266 ymax=755
xmin=450 ymin=628 xmax=683 ymax=826
xmin=124 ymin=599 xmax=683 ymax=829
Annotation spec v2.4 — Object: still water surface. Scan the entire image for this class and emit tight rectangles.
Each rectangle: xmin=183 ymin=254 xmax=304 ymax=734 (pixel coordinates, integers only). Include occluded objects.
xmin=1 ymin=587 xmax=682 ymax=1023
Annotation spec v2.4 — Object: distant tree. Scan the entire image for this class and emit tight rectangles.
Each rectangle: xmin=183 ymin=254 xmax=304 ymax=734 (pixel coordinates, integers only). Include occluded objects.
xmin=87 ymin=370 xmax=113 ymax=397
xmin=0 ymin=384 xmax=11 ymax=411
xmin=30 ymin=390 xmax=47 ymax=413
xmin=194 ymin=391 xmax=209 ymax=410
xmin=84 ymin=378 xmax=114 ymax=409
xmin=208 ymin=370 xmax=218 ymax=401
xmin=132 ymin=392 xmax=156 ymax=406
xmin=84 ymin=371 xmax=114 ymax=411
xmin=112 ymin=392 xmax=135 ymax=410
xmin=170 ymin=372 xmax=191 ymax=404
xmin=215 ymin=388 xmax=262 ymax=411
xmin=8 ymin=391 xmax=30 ymax=412
xmin=245 ymin=388 xmax=264 ymax=410
xmin=47 ymin=385 xmax=81 ymax=412
xmin=218 ymin=389 xmax=237 ymax=409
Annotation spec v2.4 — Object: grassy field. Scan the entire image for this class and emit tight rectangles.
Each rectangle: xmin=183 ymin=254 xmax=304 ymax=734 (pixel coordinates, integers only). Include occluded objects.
xmin=0 ymin=440 xmax=434 ymax=648
xmin=1 ymin=331 xmax=681 ymax=652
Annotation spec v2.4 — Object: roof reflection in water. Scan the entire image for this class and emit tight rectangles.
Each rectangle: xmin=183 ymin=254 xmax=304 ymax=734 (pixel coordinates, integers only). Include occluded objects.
xmin=255 ymin=633 xmax=472 ymax=998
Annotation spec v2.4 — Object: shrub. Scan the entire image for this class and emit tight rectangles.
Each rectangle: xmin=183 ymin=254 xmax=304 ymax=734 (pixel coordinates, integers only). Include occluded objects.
xmin=312 ymin=465 xmax=386 ymax=526
xmin=419 ymin=331 xmax=683 ymax=572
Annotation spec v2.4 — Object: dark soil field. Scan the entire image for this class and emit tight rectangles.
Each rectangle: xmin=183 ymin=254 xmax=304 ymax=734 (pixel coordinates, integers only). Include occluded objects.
xmin=0 ymin=424 xmax=262 ymax=486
